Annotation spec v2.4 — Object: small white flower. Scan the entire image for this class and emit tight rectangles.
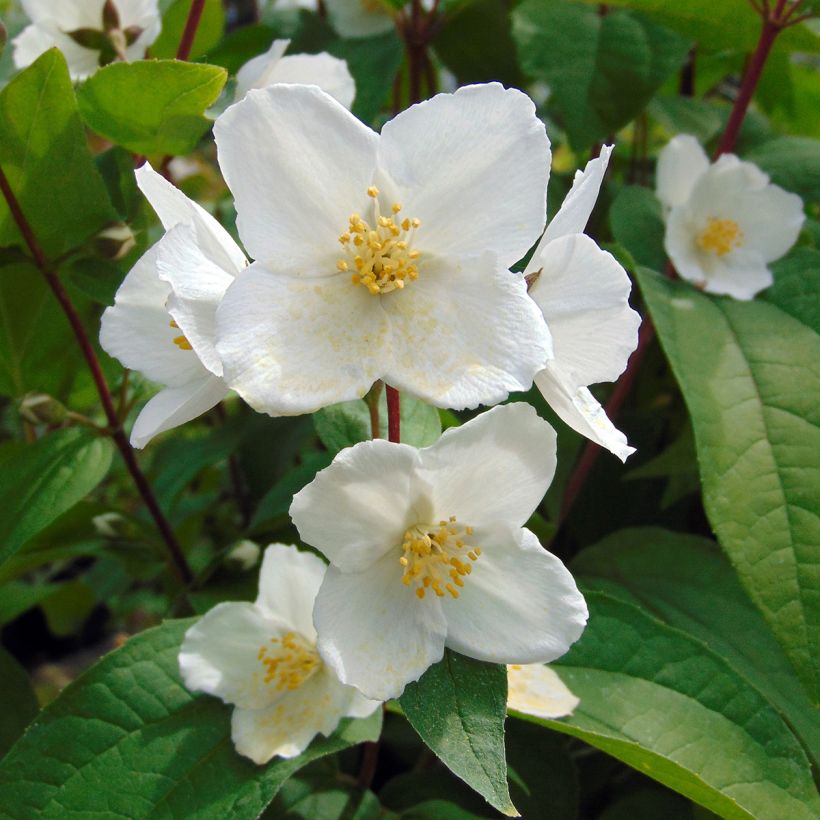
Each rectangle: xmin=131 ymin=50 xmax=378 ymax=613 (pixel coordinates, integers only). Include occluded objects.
xmin=13 ymin=0 xmax=161 ymax=81
xmin=179 ymin=544 xmax=379 ymax=764
xmin=234 ymin=39 xmax=355 ymax=109
xmin=99 ymin=164 xmax=247 ymax=448
xmin=290 ymin=403 xmax=588 ymax=701
xmin=657 ymin=134 xmax=804 ymax=300
xmin=506 ymin=664 xmax=579 ymax=720
xmin=524 ymin=146 xmax=641 ymax=462
xmin=214 ymin=82 xmax=553 ymax=415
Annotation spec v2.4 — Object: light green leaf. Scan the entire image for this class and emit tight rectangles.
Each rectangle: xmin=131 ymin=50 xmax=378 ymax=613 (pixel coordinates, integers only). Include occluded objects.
xmin=609 ymin=185 xmax=666 ymax=271
xmin=151 ymin=0 xmax=225 ymax=60
xmin=512 ymin=0 xmax=690 ymax=149
xmin=765 ymin=247 xmax=820 ymax=333
xmin=573 ymin=527 xmax=820 ymax=765
xmin=0 ymin=647 xmax=38 ymax=759
xmin=314 ymin=391 xmax=441 ymax=453
xmin=0 ymin=50 xmax=117 ymax=258
xmin=744 ymin=136 xmax=820 ymax=201
xmin=544 ymin=592 xmax=819 ymax=820
xmin=0 ymin=620 xmax=382 ymax=817
xmin=76 ymin=60 xmax=227 ymax=156
xmin=0 ymin=428 xmax=113 ymax=568
xmin=637 ymin=269 xmax=820 ymax=703
xmin=399 ymin=650 xmax=516 ymax=817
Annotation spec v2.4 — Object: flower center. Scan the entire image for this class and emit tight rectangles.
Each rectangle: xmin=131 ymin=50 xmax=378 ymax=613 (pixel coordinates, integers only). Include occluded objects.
xmin=697 ymin=217 xmax=744 ymax=256
xmin=400 ymin=516 xmax=481 ymax=600
xmin=257 ymin=631 xmax=320 ymax=691
xmin=337 ymin=186 xmax=421 ymax=295
xmin=169 ymin=319 xmax=192 ymax=351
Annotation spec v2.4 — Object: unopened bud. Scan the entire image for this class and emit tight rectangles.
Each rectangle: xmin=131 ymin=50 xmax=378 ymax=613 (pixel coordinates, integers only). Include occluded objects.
xmin=225 ymin=539 xmax=261 ymax=571
xmin=102 ymin=0 xmax=122 ymax=32
xmin=92 ymin=512 xmax=126 ymax=538
xmin=19 ymin=393 xmax=67 ymax=426
xmin=94 ymin=222 xmax=136 ymax=260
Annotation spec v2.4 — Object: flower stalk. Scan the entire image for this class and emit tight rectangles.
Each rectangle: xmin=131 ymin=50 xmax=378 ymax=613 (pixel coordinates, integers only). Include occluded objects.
xmin=0 ymin=162 xmax=193 ymax=585
xmin=175 ymin=0 xmax=207 ymax=61
xmin=386 ymin=385 xmax=401 ymax=443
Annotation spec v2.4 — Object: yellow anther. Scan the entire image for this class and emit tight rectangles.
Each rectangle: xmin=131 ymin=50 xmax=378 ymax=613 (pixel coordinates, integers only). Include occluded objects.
xmin=257 ymin=631 xmax=320 ymax=691
xmin=173 ymin=335 xmax=192 ymax=351
xmin=169 ymin=319 xmax=179 ymax=328
xmin=367 ymin=186 xmax=379 ymax=197
xmin=392 ymin=203 xmax=402 ymax=213
xmin=337 ymin=260 xmax=349 ymax=272
xmin=698 ymin=217 xmax=743 ymax=256
xmin=416 ymin=587 xmax=425 ymax=599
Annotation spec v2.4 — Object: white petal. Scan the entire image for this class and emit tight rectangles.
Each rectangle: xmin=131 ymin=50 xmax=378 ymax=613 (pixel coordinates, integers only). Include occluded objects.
xmin=290 ymin=438 xmax=429 ymax=572
xmin=135 ymin=164 xmax=247 ymax=275
xmin=178 ymin=601 xmax=293 ymax=711
xmin=215 ymin=265 xmax=387 ymax=415
xmin=11 ymin=24 xmax=55 ymax=70
xmin=251 ymin=53 xmax=356 ymax=111
xmin=314 ymin=553 xmax=448 ymax=701
xmin=534 ymin=365 xmax=635 ymax=462
xmin=442 ymin=527 xmax=588 ymax=664
xmin=156 ymin=224 xmax=236 ymax=377
xmin=697 ymin=249 xmax=773 ymax=301
xmin=234 ymin=39 xmax=291 ymax=100
xmin=255 ymin=543 xmax=327 ymax=641
xmin=325 ymin=0 xmax=395 ymax=38
xmin=377 ymin=83 xmax=550 ymax=267
xmin=99 ymin=246 xmax=209 ymax=386
xmin=538 ymin=144 xmax=613 ymax=251
xmin=20 ymin=0 xmax=58 ymax=22
xmin=507 ymin=664 xmax=579 ymax=719
xmin=383 ymin=253 xmax=552 ymax=409
xmin=655 ymin=134 xmax=709 ymax=209
xmin=529 ymin=234 xmax=640 ymax=387
xmin=231 ymin=667 xmax=366 ymax=763
xmin=417 ymin=403 xmax=557 ymax=530
xmin=129 ymin=376 xmax=228 ymax=448
xmin=214 ymin=84 xmax=378 ymax=267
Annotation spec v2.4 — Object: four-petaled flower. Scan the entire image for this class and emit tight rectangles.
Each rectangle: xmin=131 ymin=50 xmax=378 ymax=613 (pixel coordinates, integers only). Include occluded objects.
xmin=179 ymin=544 xmax=379 ymax=763
xmin=13 ymin=0 xmax=161 ymax=80
xmin=213 ymin=82 xmax=553 ymax=415
xmin=290 ymin=403 xmax=588 ymax=701
xmin=99 ymin=164 xmax=246 ymax=447
xmin=657 ymin=134 xmax=804 ymax=300
xmin=524 ymin=146 xmax=642 ymax=462
xmin=234 ymin=39 xmax=355 ymax=108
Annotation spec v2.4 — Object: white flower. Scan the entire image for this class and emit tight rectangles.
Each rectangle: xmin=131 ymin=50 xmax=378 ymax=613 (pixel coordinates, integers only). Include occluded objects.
xmin=214 ymin=82 xmax=553 ymax=415
xmin=179 ymin=544 xmax=379 ymax=764
xmin=234 ymin=39 xmax=355 ymax=109
xmin=523 ymin=146 xmax=641 ymax=463
xmin=324 ymin=0 xmax=396 ymax=38
xmin=290 ymin=403 xmax=588 ymax=701
xmin=657 ymin=134 xmax=805 ymax=300
xmin=13 ymin=0 xmax=161 ymax=81
xmin=507 ymin=664 xmax=579 ymax=720
xmin=99 ymin=164 xmax=247 ymax=448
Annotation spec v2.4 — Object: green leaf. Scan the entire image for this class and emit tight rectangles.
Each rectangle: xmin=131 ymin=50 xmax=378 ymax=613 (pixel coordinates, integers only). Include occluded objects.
xmin=765 ymin=247 xmax=820 ymax=333
xmin=512 ymin=1 xmax=690 ymax=149
xmin=637 ymin=269 xmax=820 ymax=703
xmin=544 ymin=592 xmax=820 ymax=820
xmin=314 ymin=392 xmax=441 ymax=453
xmin=76 ymin=60 xmax=227 ymax=156
xmin=399 ymin=650 xmax=516 ymax=817
xmin=265 ymin=773 xmax=382 ymax=820
xmin=0 ymin=580 xmax=66 ymax=626
xmin=0 ymin=647 xmax=38 ymax=759
xmin=0 ymin=428 xmax=113 ymax=568
xmin=648 ymin=96 xmax=724 ymax=143
xmin=609 ymin=185 xmax=666 ymax=271
xmin=573 ymin=527 xmax=820 ymax=765
xmin=0 ymin=619 xmax=382 ymax=817
xmin=151 ymin=0 xmax=225 ymax=60
xmin=0 ymin=50 xmax=117 ymax=258
xmin=744 ymin=136 xmax=820 ymax=201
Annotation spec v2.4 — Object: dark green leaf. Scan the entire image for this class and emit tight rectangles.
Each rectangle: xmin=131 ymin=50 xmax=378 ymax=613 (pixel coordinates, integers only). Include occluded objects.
xmin=76 ymin=60 xmax=227 ymax=156
xmin=399 ymin=650 xmax=516 ymax=817
xmin=513 ymin=1 xmax=690 ymax=148
xmin=745 ymin=135 xmax=820 ymax=200
xmin=0 ymin=620 xmax=382 ymax=817
xmin=545 ymin=593 xmax=819 ymax=820
xmin=637 ymin=268 xmax=820 ymax=704
xmin=0 ymin=580 xmax=66 ymax=626
xmin=648 ymin=96 xmax=724 ymax=143
xmin=609 ymin=185 xmax=666 ymax=271
xmin=0 ymin=50 xmax=117 ymax=258
xmin=765 ymin=247 xmax=820 ymax=333
xmin=0 ymin=428 xmax=113 ymax=568
xmin=151 ymin=0 xmax=225 ymax=60
xmin=0 ymin=647 xmax=38 ymax=759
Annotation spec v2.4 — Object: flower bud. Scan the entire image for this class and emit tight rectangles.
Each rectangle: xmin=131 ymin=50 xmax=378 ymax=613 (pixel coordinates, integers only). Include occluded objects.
xmin=94 ymin=222 xmax=136 ymax=261
xmin=18 ymin=393 xmax=67 ymax=426
xmin=224 ymin=539 xmax=261 ymax=571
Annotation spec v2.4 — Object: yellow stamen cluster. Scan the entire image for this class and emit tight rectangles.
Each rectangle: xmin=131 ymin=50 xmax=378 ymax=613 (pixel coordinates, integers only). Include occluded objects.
xmin=400 ymin=516 xmax=481 ymax=600
xmin=169 ymin=319 xmax=192 ymax=351
xmin=697 ymin=217 xmax=744 ymax=257
xmin=338 ymin=186 xmax=421 ymax=295
xmin=257 ymin=631 xmax=320 ymax=690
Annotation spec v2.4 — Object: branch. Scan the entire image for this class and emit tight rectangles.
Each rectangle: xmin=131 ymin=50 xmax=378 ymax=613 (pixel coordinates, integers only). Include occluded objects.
xmin=176 ymin=0 xmax=206 ymax=61
xmin=386 ymin=385 xmax=401 ymax=443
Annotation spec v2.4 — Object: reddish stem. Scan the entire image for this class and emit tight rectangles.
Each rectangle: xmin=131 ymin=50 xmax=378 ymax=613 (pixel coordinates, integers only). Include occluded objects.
xmin=386 ymin=385 xmax=401 ymax=443
xmin=0 ymin=163 xmax=193 ymax=584
xmin=176 ymin=0 xmax=206 ymax=61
